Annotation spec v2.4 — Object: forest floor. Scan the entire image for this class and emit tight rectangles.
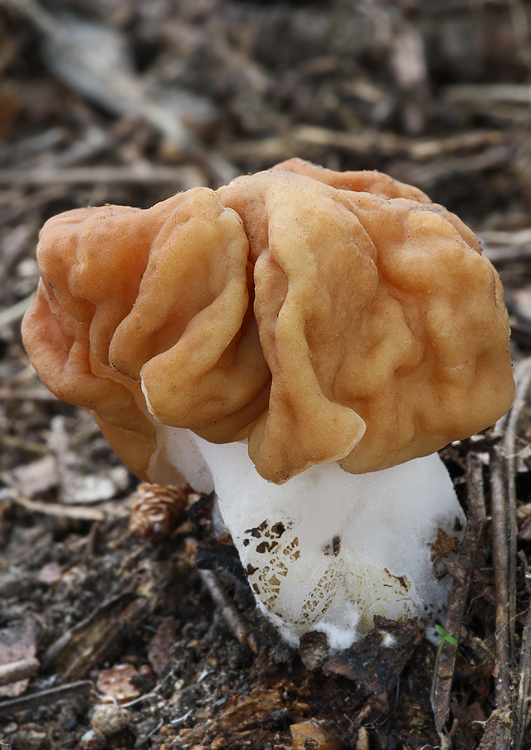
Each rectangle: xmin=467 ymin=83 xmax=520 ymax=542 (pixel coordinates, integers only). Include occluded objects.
xmin=2 ymin=1 xmax=531 ymax=748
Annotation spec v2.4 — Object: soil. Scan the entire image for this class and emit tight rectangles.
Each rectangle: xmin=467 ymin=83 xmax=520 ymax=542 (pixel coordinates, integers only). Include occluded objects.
xmin=1 ymin=1 xmax=531 ymax=749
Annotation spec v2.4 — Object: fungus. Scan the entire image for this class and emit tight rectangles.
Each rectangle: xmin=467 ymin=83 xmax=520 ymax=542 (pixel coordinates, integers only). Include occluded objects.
xmin=22 ymin=159 xmax=515 ymax=651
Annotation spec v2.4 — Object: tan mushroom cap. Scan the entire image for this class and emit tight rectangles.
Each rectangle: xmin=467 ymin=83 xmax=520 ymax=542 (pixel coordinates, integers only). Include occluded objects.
xmin=22 ymin=158 xmax=515 ymax=484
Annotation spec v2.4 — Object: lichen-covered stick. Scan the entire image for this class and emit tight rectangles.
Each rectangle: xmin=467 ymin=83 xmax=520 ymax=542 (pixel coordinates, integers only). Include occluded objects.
xmin=22 ymin=159 xmax=515 ymax=651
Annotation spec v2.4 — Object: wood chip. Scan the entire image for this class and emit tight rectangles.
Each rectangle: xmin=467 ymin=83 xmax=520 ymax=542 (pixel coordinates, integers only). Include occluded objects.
xmin=290 ymin=720 xmax=343 ymax=750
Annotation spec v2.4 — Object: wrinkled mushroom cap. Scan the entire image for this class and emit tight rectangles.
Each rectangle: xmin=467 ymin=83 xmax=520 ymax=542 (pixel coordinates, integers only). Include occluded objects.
xmin=22 ymin=158 xmax=515 ymax=483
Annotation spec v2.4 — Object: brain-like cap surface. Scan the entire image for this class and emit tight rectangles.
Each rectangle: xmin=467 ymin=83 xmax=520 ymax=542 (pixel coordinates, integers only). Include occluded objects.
xmin=22 ymin=159 xmax=515 ymax=483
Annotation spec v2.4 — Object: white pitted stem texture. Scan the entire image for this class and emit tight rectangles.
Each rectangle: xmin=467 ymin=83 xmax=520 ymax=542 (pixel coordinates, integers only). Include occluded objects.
xmin=152 ymin=428 xmax=465 ymax=652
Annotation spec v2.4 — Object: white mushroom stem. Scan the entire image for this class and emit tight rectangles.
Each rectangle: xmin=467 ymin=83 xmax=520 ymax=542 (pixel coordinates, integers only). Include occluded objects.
xmin=154 ymin=428 xmax=465 ymax=652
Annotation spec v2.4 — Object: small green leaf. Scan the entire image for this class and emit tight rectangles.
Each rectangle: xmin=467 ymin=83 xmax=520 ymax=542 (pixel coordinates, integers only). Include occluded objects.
xmin=430 ymin=624 xmax=459 ymax=710
xmin=435 ymin=623 xmax=458 ymax=645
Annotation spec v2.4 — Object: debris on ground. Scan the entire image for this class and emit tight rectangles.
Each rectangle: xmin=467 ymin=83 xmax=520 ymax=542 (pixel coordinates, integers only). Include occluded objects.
xmin=2 ymin=1 xmax=531 ymax=748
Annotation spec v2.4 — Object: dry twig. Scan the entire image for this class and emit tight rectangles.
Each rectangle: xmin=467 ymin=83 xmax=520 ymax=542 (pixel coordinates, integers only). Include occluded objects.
xmin=479 ymin=358 xmax=531 ymax=748
xmin=390 ymin=145 xmax=513 ymax=191
xmin=221 ymin=127 xmax=506 ymax=164
xmin=41 ymin=559 xmax=173 ymax=679
xmin=432 ymin=452 xmax=487 ymax=733
xmin=446 ymin=83 xmax=531 ymax=106
xmin=0 ymin=387 xmax=58 ymax=401
xmin=0 ymin=488 xmax=106 ymax=522
xmin=0 ymin=658 xmax=39 ymax=687
xmin=0 ymin=165 xmax=205 ymax=188
xmin=500 ymin=359 xmax=531 ymax=633
xmin=494 ymin=358 xmax=531 ymax=749
xmin=0 ymin=680 xmax=93 ymax=716
xmin=514 ymin=553 xmax=531 ymax=749
xmin=489 ymin=444 xmax=514 ymax=705
xmin=198 ymin=568 xmax=259 ymax=654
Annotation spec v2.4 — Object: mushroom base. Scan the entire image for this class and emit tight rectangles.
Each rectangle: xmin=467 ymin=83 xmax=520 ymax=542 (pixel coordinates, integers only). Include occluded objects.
xmin=157 ymin=430 xmax=465 ymax=651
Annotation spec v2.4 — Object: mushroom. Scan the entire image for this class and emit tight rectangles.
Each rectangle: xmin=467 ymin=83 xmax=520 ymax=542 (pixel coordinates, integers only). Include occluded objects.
xmin=22 ymin=158 xmax=514 ymax=651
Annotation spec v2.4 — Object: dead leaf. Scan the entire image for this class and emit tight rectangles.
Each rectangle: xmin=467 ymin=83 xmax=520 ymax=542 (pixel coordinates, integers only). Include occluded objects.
xmin=37 ymin=561 xmax=63 ymax=584
xmin=518 ymin=515 xmax=531 ymax=541
xmin=66 ymin=468 xmax=129 ymax=504
xmin=148 ymin=617 xmax=178 ymax=676
xmin=298 ymin=631 xmax=329 ymax=671
xmin=97 ymin=664 xmax=140 ymax=703
xmin=0 ymin=620 xmax=39 ymax=698
xmin=323 ymin=617 xmax=422 ymax=712
xmin=1 ymin=455 xmax=58 ymax=497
